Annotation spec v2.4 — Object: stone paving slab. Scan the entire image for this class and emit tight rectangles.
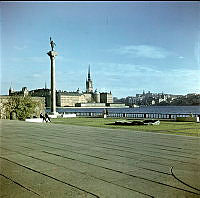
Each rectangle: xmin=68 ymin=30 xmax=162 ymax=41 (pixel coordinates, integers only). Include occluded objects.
xmin=0 ymin=159 xmax=95 ymax=198
xmin=0 ymin=175 xmax=39 ymax=198
xmin=0 ymin=119 xmax=200 ymax=198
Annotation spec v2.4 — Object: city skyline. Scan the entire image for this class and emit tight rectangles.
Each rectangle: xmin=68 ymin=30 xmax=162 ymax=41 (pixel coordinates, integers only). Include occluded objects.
xmin=1 ymin=1 xmax=200 ymax=98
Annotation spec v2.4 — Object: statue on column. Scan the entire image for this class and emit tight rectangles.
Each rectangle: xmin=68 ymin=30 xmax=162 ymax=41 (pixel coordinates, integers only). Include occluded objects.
xmin=50 ymin=37 xmax=56 ymax=51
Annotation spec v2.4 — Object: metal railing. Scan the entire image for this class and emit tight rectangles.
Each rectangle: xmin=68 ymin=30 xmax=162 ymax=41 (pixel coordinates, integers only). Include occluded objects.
xmin=65 ymin=112 xmax=199 ymax=120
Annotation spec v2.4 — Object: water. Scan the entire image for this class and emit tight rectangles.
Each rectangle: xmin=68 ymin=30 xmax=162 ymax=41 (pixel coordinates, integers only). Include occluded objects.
xmin=47 ymin=106 xmax=200 ymax=114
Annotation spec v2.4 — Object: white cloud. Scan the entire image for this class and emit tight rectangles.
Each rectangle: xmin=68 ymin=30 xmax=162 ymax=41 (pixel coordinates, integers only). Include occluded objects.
xmin=110 ymin=45 xmax=170 ymax=59
xmin=30 ymin=57 xmax=47 ymax=63
xmin=14 ymin=45 xmax=27 ymax=50
xmin=166 ymin=68 xmax=200 ymax=80
xmin=94 ymin=62 xmax=161 ymax=76
xmin=194 ymin=37 xmax=200 ymax=65
xmin=92 ymin=61 xmax=200 ymax=96
xmin=10 ymin=56 xmax=47 ymax=64
xmin=32 ymin=73 xmax=41 ymax=78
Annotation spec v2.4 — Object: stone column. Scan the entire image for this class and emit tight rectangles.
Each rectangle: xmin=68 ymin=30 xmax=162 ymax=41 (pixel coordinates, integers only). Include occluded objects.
xmin=47 ymin=51 xmax=58 ymax=114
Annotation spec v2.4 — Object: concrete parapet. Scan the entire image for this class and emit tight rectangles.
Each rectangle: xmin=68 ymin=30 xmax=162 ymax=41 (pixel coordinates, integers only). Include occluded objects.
xmin=75 ymin=103 xmax=106 ymax=107
xmin=62 ymin=113 xmax=76 ymax=118
xmin=25 ymin=118 xmax=44 ymax=123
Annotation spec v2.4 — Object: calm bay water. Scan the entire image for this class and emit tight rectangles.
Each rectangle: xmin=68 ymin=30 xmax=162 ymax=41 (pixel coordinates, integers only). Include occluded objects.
xmin=47 ymin=106 xmax=200 ymax=114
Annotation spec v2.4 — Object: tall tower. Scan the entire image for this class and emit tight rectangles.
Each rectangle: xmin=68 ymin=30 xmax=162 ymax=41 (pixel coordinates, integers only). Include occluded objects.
xmin=86 ymin=65 xmax=93 ymax=93
xmin=47 ymin=37 xmax=57 ymax=115
xmin=9 ymin=85 xmax=14 ymax=95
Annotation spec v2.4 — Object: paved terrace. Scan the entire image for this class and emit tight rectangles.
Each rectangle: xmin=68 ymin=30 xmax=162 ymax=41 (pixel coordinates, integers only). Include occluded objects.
xmin=0 ymin=119 xmax=200 ymax=198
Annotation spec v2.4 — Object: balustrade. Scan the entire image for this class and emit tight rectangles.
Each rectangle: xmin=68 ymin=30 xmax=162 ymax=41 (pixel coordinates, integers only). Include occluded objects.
xmin=66 ymin=112 xmax=199 ymax=120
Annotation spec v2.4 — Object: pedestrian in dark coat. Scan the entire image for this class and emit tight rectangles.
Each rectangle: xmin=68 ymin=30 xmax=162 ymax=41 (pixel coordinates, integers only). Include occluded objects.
xmin=40 ymin=113 xmax=46 ymax=122
xmin=45 ymin=113 xmax=51 ymax=122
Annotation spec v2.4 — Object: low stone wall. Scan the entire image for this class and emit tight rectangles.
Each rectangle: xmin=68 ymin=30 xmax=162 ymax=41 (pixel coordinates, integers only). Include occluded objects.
xmin=0 ymin=96 xmax=9 ymax=119
xmin=31 ymin=97 xmax=46 ymax=118
xmin=0 ymin=96 xmax=45 ymax=119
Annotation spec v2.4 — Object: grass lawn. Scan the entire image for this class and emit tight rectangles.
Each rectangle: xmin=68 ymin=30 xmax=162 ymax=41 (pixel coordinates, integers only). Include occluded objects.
xmin=51 ymin=117 xmax=200 ymax=137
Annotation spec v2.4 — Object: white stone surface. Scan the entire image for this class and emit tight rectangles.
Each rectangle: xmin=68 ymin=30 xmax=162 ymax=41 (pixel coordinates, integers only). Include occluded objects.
xmin=48 ymin=114 xmax=58 ymax=118
xmin=62 ymin=114 xmax=76 ymax=118
xmin=25 ymin=118 xmax=44 ymax=123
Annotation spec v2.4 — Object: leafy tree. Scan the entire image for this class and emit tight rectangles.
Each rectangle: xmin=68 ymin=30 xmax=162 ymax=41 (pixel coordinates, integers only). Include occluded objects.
xmin=170 ymin=95 xmax=200 ymax=106
xmin=5 ymin=95 xmax=39 ymax=120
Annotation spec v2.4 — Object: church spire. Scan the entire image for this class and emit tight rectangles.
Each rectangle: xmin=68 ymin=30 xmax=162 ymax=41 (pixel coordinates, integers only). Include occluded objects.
xmin=88 ymin=65 xmax=91 ymax=81
xmin=9 ymin=81 xmax=12 ymax=90
xmin=86 ymin=65 xmax=93 ymax=93
xmin=9 ymin=82 xmax=14 ymax=95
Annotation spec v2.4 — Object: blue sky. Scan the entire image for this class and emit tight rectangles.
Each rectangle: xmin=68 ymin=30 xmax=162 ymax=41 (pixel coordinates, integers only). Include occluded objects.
xmin=1 ymin=1 xmax=200 ymax=98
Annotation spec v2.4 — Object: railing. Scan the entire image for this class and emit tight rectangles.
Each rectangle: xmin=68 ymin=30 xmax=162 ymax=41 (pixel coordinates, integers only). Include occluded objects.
xmin=65 ymin=112 xmax=199 ymax=120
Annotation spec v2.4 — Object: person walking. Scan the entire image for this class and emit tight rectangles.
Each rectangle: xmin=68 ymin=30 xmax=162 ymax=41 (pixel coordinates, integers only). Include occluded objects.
xmin=40 ymin=113 xmax=46 ymax=122
xmin=45 ymin=113 xmax=51 ymax=122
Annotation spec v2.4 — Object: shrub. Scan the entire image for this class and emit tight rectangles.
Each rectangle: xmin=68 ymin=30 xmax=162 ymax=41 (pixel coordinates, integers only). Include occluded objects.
xmin=4 ymin=95 xmax=39 ymax=120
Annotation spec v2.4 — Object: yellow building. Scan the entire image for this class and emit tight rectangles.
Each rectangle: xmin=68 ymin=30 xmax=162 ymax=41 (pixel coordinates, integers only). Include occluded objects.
xmin=56 ymin=91 xmax=93 ymax=107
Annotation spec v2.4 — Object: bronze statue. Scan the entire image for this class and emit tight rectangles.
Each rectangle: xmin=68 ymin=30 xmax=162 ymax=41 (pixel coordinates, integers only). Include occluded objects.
xmin=50 ymin=37 xmax=56 ymax=51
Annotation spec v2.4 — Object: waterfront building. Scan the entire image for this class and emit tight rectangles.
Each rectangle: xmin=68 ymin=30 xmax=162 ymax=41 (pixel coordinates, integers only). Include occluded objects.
xmin=29 ymin=88 xmax=51 ymax=107
xmin=56 ymin=67 xmax=112 ymax=107
xmin=93 ymin=89 xmax=100 ymax=103
xmin=9 ymin=86 xmax=51 ymax=107
xmin=9 ymin=86 xmax=29 ymax=97
xmin=56 ymin=66 xmax=107 ymax=107
xmin=56 ymin=90 xmax=91 ymax=107
xmin=8 ymin=66 xmax=113 ymax=107
xmin=116 ymin=91 xmax=184 ymax=106
xmin=100 ymin=92 xmax=113 ymax=103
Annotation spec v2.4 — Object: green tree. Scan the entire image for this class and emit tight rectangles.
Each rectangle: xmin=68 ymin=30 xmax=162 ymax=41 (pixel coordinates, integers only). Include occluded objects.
xmin=5 ymin=95 xmax=39 ymax=120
